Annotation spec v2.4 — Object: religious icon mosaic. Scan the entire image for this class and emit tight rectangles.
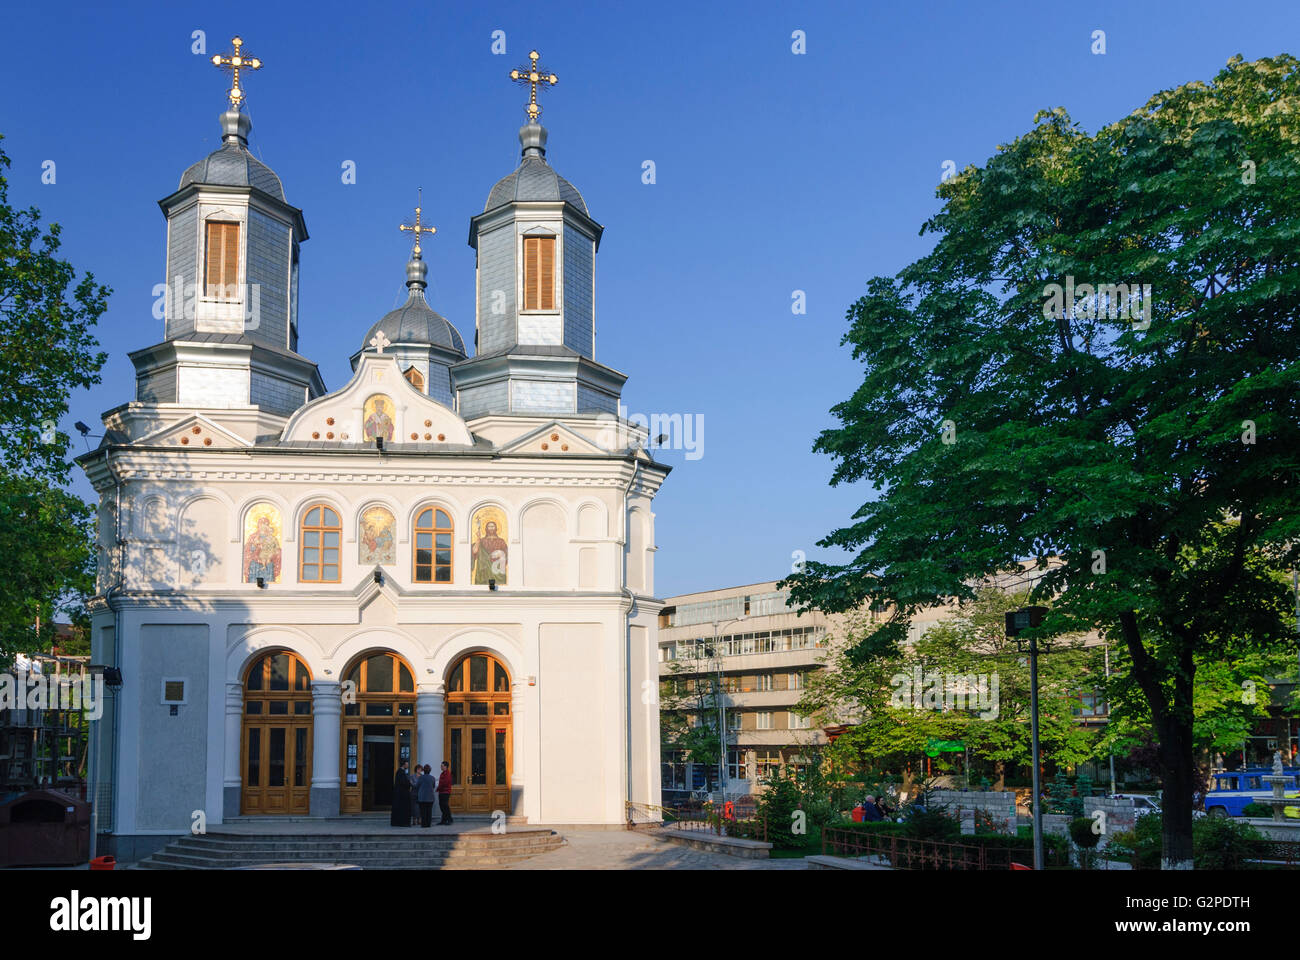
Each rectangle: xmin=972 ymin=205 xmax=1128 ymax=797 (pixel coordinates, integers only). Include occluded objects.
xmin=243 ymin=502 xmax=282 ymax=583
xmin=362 ymin=394 xmax=395 ymax=442
xmin=359 ymin=506 xmax=396 ymax=565
xmin=471 ymin=506 xmax=508 ymax=585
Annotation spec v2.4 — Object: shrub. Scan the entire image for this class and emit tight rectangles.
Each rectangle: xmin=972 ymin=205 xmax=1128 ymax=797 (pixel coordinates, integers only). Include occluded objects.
xmin=1070 ymin=816 xmax=1102 ymax=849
xmin=1241 ymin=802 xmax=1273 ymax=818
xmin=1193 ymin=816 xmax=1267 ymax=870
xmin=903 ymin=807 xmax=962 ymax=842
xmin=755 ymin=774 xmax=808 ymax=850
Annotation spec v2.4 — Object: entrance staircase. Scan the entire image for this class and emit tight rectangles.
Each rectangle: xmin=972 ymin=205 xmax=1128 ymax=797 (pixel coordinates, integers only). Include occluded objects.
xmin=132 ymin=826 xmax=563 ymax=870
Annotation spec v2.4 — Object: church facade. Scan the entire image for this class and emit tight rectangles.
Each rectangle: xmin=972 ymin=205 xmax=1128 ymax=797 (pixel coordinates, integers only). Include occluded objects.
xmin=78 ymin=43 xmax=667 ymax=858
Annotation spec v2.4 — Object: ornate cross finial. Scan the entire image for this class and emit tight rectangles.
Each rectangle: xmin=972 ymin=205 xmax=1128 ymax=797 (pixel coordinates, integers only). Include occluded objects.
xmin=398 ymin=189 xmax=437 ymax=257
xmin=211 ymin=36 xmax=263 ymax=110
xmin=510 ymin=49 xmax=558 ymax=123
xmin=369 ymin=330 xmax=391 ymax=354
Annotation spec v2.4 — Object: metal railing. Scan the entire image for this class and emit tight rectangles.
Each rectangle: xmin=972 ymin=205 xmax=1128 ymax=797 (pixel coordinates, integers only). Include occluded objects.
xmin=822 ymin=826 xmax=1052 ymax=870
xmin=626 ymin=801 xmax=766 ymax=842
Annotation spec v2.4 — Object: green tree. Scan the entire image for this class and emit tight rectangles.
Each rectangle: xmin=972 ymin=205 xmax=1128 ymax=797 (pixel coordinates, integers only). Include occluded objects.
xmin=659 ymin=657 xmax=725 ymax=790
xmin=0 ymin=135 xmax=109 ymax=662
xmin=802 ymin=589 xmax=1099 ymax=789
xmin=785 ymin=56 xmax=1300 ymax=868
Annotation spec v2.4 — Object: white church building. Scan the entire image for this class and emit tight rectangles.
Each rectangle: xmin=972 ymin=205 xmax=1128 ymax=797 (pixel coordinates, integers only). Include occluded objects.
xmin=78 ymin=43 xmax=668 ymax=860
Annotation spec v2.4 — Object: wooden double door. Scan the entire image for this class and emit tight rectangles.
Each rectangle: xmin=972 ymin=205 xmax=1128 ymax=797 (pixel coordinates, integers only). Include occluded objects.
xmin=243 ymin=720 xmax=312 ymax=815
xmin=444 ymin=653 xmax=513 ymax=814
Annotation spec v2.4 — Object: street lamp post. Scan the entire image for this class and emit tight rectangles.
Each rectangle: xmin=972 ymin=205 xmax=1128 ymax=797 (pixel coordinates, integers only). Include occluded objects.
xmin=1007 ymin=606 xmax=1050 ymax=871
xmin=709 ymin=615 xmax=746 ymax=801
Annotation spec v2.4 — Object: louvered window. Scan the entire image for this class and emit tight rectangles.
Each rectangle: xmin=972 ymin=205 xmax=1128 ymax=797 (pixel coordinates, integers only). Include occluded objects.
xmin=205 ymin=221 xmax=240 ymax=299
xmin=522 ymin=235 xmax=555 ymax=311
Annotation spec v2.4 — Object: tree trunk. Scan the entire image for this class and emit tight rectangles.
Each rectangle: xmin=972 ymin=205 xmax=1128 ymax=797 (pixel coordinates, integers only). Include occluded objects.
xmin=993 ymin=760 xmax=1005 ymax=792
xmin=1158 ymin=713 xmax=1195 ymax=869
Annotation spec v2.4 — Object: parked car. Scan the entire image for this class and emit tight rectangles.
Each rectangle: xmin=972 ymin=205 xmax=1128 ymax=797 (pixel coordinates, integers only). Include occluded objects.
xmin=1204 ymin=768 xmax=1300 ymax=818
xmin=1108 ymin=793 xmax=1162 ymax=817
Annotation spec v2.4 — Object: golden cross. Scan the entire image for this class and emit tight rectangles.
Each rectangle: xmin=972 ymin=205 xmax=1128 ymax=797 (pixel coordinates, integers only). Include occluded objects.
xmin=210 ymin=36 xmax=263 ymax=110
xmin=510 ymin=49 xmax=558 ymax=122
xmin=398 ymin=191 xmax=437 ymax=256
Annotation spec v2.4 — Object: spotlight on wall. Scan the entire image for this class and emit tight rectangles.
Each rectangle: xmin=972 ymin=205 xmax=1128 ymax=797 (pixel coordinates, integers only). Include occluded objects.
xmin=103 ymin=667 xmax=123 ymax=691
xmin=374 ymin=435 xmax=384 ymax=452
xmin=373 ymin=570 xmax=384 ymax=585
xmin=256 ymin=577 xmax=267 ymax=589
xmin=488 ymin=579 xmax=497 ymax=591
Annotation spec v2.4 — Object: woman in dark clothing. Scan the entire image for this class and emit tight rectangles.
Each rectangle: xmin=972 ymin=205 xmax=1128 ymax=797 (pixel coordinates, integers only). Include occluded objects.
xmin=391 ymin=760 xmax=412 ymax=827
xmin=410 ymin=763 xmax=421 ymax=826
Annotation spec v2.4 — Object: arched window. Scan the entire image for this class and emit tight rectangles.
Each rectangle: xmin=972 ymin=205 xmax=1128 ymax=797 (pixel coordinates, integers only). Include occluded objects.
xmin=342 ymin=652 xmax=416 ymax=718
xmin=414 ymin=507 xmax=453 ymax=583
xmin=245 ymin=650 xmax=314 ymax=711
xmin=404 ymin=366 xmax=425 ymax=392
xmin=300 ymin=504 xmax=341 ymax=582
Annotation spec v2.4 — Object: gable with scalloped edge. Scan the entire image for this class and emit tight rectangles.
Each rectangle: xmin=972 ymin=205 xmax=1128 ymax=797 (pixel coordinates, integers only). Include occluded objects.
xmin=280 ymin=353 xmax=473 ymax=445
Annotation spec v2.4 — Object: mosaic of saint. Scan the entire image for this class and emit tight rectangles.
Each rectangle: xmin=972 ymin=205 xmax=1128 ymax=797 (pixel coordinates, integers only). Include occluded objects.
xmin=359 ymin=506 xmax=396 ymax=565
xmin=243 ymin=503 xmax=282 ymax=583
xmin=471 ymin=506 xmax=508 ymax=585
xmin=362 ymin=394 xmax=395 ymax=442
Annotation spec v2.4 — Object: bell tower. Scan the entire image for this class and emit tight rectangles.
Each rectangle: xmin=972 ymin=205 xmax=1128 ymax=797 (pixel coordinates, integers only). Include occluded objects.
xmin=452 ymin=50 xmax=625 ymax=418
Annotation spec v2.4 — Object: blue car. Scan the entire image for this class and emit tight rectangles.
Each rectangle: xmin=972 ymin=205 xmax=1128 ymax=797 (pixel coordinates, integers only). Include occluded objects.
xmin=1204 ymin=768 xmax=1300 ymax=818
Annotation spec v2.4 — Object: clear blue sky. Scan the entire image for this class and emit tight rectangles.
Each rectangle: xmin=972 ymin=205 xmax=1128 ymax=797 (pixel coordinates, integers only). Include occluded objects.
xmin=2 ymin=0 xmax=1294 ymax=597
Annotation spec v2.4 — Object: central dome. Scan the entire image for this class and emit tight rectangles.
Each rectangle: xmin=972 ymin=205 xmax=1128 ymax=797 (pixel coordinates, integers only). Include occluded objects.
xmin=360 ymin=255 xmax=466 ymax=357
xmin=362 ymin=291 xmax=466 ymax=356
xmin=483 ymin=122 xmax=587 ymax=214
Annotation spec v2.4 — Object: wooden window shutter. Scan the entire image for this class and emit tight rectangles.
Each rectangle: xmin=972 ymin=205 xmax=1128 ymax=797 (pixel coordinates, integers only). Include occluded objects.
xmin=205 ymin=221 xmax=240 ymax=298
xmin=523 ymin=236 xmax=555 ymax=311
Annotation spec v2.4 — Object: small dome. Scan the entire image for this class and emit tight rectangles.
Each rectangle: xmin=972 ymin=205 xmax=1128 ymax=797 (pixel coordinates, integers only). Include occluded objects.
xmin=484 ymin=123 xmax=587 ymax=214
xmin=363 ymin=289 xmax=466 ymax=357
xmin=179 ymin=110 xmax=286 ymax=201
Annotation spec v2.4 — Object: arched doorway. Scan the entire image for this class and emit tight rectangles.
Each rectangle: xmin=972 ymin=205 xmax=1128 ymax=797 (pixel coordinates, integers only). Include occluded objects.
xmin=444 ymin=652 xmax=513 ymax=814
xmin=340 ymin=651 xmax=417 ymax=814
xmin=241 ymin=650 xmax=313 ymax=814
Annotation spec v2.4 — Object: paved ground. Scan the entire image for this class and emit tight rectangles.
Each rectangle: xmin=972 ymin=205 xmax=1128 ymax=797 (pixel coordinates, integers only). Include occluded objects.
xmin=503 ymin=828 xmax=809 ymax=870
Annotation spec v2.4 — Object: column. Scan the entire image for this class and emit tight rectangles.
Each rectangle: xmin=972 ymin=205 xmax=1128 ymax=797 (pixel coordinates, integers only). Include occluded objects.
xmin=512 ymin=679 xmax=527 ymax=818
xmin=223 ymin=682 xmax=242 ymax=819
xmin=416 ymin=684 xmax=444 ymax=771
xmin=310 ymin=681 xmax=341 ymax=817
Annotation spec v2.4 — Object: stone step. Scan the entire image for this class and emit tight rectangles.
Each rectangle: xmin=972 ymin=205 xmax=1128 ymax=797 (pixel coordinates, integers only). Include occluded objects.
xmin=132 ymin=829 xmax=563 ymax=870
xmin=172 ymin=840 xmax=560 ymax=855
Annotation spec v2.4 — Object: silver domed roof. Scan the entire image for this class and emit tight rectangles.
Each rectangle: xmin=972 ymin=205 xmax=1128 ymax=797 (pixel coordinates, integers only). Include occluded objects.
xmin=484 ymin=122 xmax=587 ymax=214
xmin=179 ymin=110 xmax=285 ymax=201
xmin=361 ymin=256 xmax=466 ymax=356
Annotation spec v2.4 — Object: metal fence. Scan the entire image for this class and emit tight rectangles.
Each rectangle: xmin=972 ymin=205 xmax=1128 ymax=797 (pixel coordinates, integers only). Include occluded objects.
xmin=626 ymin=801 xmax=767 ymax=842
xmin=822 ymin=826 xmax=1054 ymax=870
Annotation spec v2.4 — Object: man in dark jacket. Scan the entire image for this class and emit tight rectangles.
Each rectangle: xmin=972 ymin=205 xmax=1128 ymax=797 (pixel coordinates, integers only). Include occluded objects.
xmin=415 ymin=764 xmax=436 ymax=827
xmin=437 ymin=760 xmax=454 ymax=825
xmin=862 ymin=795 xmax=883 ymax=822
xmin=391 ymin=759 xmax=412 ymax=827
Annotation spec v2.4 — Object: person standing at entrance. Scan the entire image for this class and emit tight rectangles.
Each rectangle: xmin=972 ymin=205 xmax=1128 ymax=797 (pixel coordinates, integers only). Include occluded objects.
xmin=415 ymin=764 xmax=436 ymax=827
xmin=391 ymin=760 xmax=412 ymax=827
xmin=437 ymin=760 xmax=453 ymax=825
xmin=410 ymin=763 xmax=422 ymax=826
